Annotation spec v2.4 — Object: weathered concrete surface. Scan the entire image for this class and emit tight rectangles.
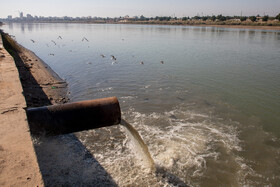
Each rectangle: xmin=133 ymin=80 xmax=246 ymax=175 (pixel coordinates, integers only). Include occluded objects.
xmin=0 ymin=35 xmax=44 ymax=186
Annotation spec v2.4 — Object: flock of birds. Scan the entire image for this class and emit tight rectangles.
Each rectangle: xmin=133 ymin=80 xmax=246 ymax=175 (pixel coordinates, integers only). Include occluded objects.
xmin=30 ymin=36 xmax=165 ymax=66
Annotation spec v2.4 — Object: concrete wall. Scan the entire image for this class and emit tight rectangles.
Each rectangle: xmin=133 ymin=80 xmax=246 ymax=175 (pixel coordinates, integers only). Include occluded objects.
xmin=0 ymin=34 xmax=43 ymax=186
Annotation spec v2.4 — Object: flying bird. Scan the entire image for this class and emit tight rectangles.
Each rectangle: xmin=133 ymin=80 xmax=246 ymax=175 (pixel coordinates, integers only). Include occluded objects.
xmin=82 ymin=37 xmax=89 ymax=42
xmin=111 ymin=55 xmax=117 ymax=61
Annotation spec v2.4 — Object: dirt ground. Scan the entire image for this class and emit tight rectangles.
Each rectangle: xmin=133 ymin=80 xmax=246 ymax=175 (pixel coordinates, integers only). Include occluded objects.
xmin=0 ymin=31 xmax=68 ymax=186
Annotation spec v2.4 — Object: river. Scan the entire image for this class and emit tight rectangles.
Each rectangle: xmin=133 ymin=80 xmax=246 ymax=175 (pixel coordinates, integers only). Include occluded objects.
xmin=1 ymin=23 xmax=280 ymax=186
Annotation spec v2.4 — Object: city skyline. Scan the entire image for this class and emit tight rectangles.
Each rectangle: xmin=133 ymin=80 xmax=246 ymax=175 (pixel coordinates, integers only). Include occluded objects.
xmin=1 ymin=0 xmax=280 ymax=19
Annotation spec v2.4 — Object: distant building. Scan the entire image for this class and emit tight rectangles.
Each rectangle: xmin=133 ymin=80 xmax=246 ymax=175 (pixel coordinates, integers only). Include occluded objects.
xmin=20 ymin=12 xmax=23 ymax=19
xmin=26 ymin=14 xmax=33 ymax=20
xmin=7 ymin=15 xmax=12 ymax=20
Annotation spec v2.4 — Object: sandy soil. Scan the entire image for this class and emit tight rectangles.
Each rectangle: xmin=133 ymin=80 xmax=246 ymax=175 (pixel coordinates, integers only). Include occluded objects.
xmin=9 ymin=40 xmax=69 ymax=107
xmin=0 ymin=31 xmax=69 ymax=186
xmin=18 ymin=50 xmax=68 ymax=107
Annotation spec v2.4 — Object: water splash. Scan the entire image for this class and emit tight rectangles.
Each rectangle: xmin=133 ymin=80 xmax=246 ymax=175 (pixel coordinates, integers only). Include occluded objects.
xmin=120 ymin=119 xmax=155 ymax=172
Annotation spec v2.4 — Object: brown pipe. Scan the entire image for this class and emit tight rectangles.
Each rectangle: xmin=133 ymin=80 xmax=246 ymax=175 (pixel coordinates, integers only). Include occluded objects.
xmin=27 ymin=97 xmax=121 ymax=135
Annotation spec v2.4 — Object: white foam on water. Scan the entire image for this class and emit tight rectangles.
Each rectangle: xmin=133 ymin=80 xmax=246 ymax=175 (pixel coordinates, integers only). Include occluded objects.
xmin=31 ymin=104 xmax=276 ymax=186
xmin=140 ymin=85 xmax=151 ymax=90
xmin=120 ymin=96 xmax=137 ymax=100
xmin=97 ymin=87 xmax=113 ymax=92
xmin=120 ymin=107 xmax=259 ymax=186
xmin=69 ymin=106 xmax=266 ymax=186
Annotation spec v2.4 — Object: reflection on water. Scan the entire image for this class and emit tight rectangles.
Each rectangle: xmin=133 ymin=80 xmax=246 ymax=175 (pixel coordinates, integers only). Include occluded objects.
xmin=1 ymin=23 xmax=280 ymax=186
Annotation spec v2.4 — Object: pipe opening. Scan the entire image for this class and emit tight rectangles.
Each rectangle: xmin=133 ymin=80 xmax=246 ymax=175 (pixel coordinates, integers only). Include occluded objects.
xmin=27 ymin=97 xmax=121 ymax=136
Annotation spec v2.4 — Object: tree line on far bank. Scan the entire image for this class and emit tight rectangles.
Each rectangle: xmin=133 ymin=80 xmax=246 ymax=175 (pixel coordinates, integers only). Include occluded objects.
xmin=2 ymin=13 xmax=279 ymax=26
xmin=134 ymin=13 xmax=280 ymax=22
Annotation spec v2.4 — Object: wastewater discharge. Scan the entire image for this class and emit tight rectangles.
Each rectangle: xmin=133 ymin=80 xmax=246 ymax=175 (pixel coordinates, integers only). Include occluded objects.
xmin=33 ymin=108 xmax=272 ymax=186
xmin=120 ymin=119 xmax=155 ymax=172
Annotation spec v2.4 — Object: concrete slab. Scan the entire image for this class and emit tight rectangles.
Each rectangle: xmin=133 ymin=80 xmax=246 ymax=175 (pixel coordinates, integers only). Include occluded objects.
xmin=0 ymin=34 xmax=43 ymax=186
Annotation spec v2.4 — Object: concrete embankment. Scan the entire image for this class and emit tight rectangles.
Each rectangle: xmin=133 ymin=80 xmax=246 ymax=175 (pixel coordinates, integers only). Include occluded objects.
xmin=0 ymin=33 xmax=44 ymax=186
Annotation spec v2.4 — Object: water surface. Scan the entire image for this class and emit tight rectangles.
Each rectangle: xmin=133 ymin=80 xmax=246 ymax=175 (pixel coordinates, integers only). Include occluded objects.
xmin=2 ymin=23 xmax=280 ymax=186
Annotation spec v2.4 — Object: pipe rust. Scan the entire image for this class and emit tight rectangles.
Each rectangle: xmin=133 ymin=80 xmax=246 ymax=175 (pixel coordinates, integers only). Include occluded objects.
xmin=27 ymin=97 xmax=121 ymax=135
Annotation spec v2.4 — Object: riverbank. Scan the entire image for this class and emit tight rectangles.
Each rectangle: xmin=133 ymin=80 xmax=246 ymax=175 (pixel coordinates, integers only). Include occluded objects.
xmin=120 ymin=21 xmax=280 ymax=30
xmin=1 ymin=31 xmax=69 ymax=107
xmin=0 ymin=31 xmax=69 ymax=186
xmin=0 ymin=32 xmax=43 ymax=186
xmin=188 ymin=24 xmax=280 ymax=31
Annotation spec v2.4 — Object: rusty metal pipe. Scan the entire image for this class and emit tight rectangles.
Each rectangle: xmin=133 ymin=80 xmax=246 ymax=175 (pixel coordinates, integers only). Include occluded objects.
xmin=27 ymin=97 xmax=121 ymax=135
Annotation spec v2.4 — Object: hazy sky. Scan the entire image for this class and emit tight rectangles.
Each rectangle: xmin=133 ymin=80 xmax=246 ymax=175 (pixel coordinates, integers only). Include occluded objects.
xmin=1 ymin=0 xmax=279 ymax=18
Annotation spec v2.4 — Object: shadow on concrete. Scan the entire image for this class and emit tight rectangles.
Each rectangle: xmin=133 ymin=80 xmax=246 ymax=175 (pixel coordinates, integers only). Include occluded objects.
xmin=1 ymin=31 xmax=118 ymax=186
xmin=33 ymin=134 xmax=118 ymax=186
